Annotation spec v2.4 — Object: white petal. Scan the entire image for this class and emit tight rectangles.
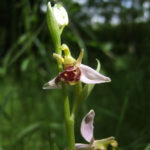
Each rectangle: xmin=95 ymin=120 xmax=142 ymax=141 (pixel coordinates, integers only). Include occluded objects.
xmin=80 ymin=64 xmax=111 ymax=84
xmin=75 ymin=143 xmax=91 ymax=150
xmin=81 ymin=110 xmax=95 ymax=142
xmin=42 ymin=78 xmax=61 ymax=89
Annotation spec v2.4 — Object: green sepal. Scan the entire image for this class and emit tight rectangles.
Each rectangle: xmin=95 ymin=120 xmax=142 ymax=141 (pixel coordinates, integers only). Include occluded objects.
xmin=47 ymin=2 xmax=61 ymax=54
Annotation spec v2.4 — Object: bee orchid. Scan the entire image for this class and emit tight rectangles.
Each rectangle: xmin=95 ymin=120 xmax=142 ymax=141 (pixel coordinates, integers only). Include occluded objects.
xmin=75 ymin=110 xmax=118 ymax=150
xmin=43 ymin=44 xmax=111 ymax=89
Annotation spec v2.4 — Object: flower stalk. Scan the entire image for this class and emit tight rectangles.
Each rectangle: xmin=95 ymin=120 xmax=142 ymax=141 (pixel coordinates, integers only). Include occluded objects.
xmin=71 ymin=82 xmax=82 ymax=116
xmin=46 ymin=2 xmax=76 ymax=150
xmin=63 ymin=84 xmax=75 ymax=150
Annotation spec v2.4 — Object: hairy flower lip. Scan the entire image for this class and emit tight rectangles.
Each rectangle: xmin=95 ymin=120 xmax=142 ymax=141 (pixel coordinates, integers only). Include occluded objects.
xmin=55 ymin=66 xmax=81 ymax=85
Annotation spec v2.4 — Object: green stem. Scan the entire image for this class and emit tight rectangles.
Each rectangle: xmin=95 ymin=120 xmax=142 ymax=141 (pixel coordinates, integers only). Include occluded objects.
xmin=53 ymin=36 xmax=63 ymax=72
xmin=62 ymin=84 xmax=75 ymax=150
xmin=47 ymin=3 xmax=75 ymax=147
xmin=71 ymin=82 xmax=82 ymax=116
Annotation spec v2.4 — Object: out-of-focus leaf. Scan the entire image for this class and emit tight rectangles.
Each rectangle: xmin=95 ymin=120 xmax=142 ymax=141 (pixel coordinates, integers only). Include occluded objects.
xmin=144 ymin=144 xmax=150 ymax=150
xmin=3 ymin=34 xmax=28 ymax=67
xmin=88 ymin=41 xmax=99 ymax=47
xmin=14 ymin=122 xmax=42 ymax=143
xmin=0 ymin=134 xmax=3 ymax=150
xmin=0 ymin=68 xmax=6 ymax=76
xmin=114 ymin=56 xmax=129 ymax=71
xmin=6 ymin=23 xmax=44 ymax=67
xmin=53 ymin=143 xmax=59 ymax=150
xmin=100 ymin=42 xmax=113 ymax=52
xmin=21 ymin=58 xmax=30 ymax=72
xmin=18 ymin=34 xmax=28 ymax=44
xmin=0 ymin=91 xmax=11 ymax=119
xmin=69 ymin=22 xmax=88 ymax=63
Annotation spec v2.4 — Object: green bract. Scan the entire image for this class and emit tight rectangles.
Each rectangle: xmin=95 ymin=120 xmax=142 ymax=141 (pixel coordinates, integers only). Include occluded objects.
xmin=47 ymin=2 xmax=61 ymax=54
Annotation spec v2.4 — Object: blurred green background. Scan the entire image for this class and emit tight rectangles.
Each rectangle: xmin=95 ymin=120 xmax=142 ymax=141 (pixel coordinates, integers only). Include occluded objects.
xmin=0 ymin=0 xmax=150 ymax=149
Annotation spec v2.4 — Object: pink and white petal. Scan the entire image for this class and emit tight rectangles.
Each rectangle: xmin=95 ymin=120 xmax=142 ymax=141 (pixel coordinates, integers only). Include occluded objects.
xmin=81 ymin=110 xmax=95 ymax=143
xmin=80 ymin=64 xmax=111 ymax=84
xmin=75 ymin=143 xmax=91 ymax=150
xmin=42 ymin=78 xmax=61 ymax=89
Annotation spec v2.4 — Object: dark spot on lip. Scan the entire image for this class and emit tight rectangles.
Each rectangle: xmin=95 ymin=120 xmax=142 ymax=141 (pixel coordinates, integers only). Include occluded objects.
xmin=84 ymin=110 xmax=95 ymax=124
xmin=85 ymin=115 xmax=92 ymax=124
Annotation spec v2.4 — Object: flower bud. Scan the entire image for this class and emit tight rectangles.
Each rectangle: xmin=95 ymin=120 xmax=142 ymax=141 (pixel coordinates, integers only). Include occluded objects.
xmin=52 ymin=4 xmax=69 ymax=28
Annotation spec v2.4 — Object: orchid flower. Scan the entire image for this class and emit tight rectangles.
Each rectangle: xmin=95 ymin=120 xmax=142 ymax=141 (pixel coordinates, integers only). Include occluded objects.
xmin=43 ymin=44 xmax=111 ymax=89
xmin=75 ymin=110 xmax=118 ymax=150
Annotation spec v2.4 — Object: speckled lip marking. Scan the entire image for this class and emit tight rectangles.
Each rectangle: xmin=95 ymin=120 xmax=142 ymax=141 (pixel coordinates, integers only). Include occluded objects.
xmin=55 ymin=66 xmax=81 ymax=85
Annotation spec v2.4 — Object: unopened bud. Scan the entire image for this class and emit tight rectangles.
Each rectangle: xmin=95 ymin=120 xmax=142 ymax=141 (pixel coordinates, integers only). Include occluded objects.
xmin=52 ymin=4 xmax=69 ymax=28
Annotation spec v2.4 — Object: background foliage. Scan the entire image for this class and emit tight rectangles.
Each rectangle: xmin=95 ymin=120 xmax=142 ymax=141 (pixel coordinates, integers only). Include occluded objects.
xmin=0 ymin=0 xmax=150 ymax=149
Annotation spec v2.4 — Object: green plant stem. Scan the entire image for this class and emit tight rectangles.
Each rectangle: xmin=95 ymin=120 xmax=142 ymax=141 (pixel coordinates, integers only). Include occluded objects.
xmin=62 ymin=84 xmax=75 ymax=150
xmin=71 ymin=82 xmax=82 ymax=116
xmin=54 ymin=37 xmax=63 ymax=72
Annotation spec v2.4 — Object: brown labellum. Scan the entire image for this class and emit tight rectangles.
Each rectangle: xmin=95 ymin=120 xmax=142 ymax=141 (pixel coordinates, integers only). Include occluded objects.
xmin=55 ymin=66 xmax=81 ymax=85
